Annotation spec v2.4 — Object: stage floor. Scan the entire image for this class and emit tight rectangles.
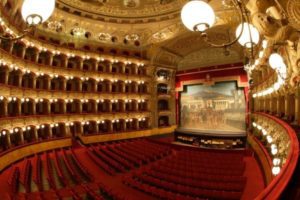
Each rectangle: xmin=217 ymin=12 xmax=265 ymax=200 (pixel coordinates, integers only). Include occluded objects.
xmin=175 ymin=128 xmax=247 ymax=137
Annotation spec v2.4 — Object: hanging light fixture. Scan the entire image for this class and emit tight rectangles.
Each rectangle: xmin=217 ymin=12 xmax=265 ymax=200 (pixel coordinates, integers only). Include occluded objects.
xmin=0 ymin=0 xmax=56 ymax=41
xmin=236 ymin=23 xmax=260 ymax=48
xmin=269 ymin=52 xmax=287 ymax=80
xmin=181 ymin=0 xmax=260 ymax=57
xmin=180 ymin=0 xmax=215 ymax=32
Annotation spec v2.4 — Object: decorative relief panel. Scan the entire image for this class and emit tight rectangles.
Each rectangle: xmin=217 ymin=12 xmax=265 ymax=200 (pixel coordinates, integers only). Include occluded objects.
xmin=178 ymin=48 xmax=242 ymax=70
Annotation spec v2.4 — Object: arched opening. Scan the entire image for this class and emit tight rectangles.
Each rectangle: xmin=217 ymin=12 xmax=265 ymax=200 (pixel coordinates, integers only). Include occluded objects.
xmin=23 ymin=126 xmax=37 ymax=143
xmin=66 ymin=78 xmax=81 ymax=92
xmin=21 ymin=98 xmax=35 ymax=115
xmin=158 ymin=116 xmax=169 ymax=127
xmin=51 ymin=77 xmax=65 ymax=91
xmin=11 ymin=41 xmax=26 ymax=58
xmin=37 ymin=124 xmax=50 ymax=140
xmin=21 ymin=72 xmax=35 ymax=88
xmin=36 ymin=75 xmax=50 ymax=90
xmin=8 ymin=98 xmax=20 ymax=117
xmin=83 ymin=59 xmax=97 ymax=71
xmin=158 ymin=99 xmax=169 ymax=111
xmin=82 ymin=79 xmax=96 ymax=92
xmin=8 ymin=69 xmax=22 ymax=86
xmin=36 ymin=99 xmax=49 ymax=115
xmin=157 ymin=83 xmax=168 ymax=94
xmin=51 ymin=99 xmax=65 ymax=114
xmin=67 ymin=56 xmax=82 ymax=70
xmin=24 ymin=47 xmax=38 ymax=62
xmin=38 ymin=51 xmax=52 ymax=65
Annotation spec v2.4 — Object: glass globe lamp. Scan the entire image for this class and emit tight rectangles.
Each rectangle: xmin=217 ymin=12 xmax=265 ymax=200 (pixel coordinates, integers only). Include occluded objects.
xmin=272 ymin=166 xmax=281 ymax=175
xmin=21 ymin=0 xmax=56 ymax=26
xmin=269 ymin=53 xmax=284 ymax=70
xmin=236 ymin=23 xmax=260 ymax=48
xmin=181 ymin=0 xmax=215 ymax=32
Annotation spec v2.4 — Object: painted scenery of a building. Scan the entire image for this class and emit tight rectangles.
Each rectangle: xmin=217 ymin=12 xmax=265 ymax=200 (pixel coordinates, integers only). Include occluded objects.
xmin=180 ymin=81 xmax=246 ymax=134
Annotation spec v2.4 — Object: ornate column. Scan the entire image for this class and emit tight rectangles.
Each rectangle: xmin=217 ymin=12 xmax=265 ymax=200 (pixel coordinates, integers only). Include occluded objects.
xmin=276 ymin=96 xmax=280 ymax=116
xmin=65 ymin=125 xmax=71 ymax=137
xmin=17 ymin=72 xmax=23 ymax=87
xmin=48 ymin=53 xmax=54 ymax=66
xmin=78 ymin=80 xmax=83 ymax=92
xmin=284 ymin=94 xmax=290 ymax=119
xmin=34 ymin=50 xmax=40 ymax=63
xmin=4 ymin=68 xmax=9 ymax=85
xmin=32 ymin=101 xmax=36 ymax=115
xmin=78 ymin=102 xmax=83 ymax=113
xmin=122 ymin=120 xmax=127 ymax=132
xmin=45 ymin=76 xmax=51 ymax=90
xmin=33 ymin=128 xmax=38 ymax=141
xmin=46 ymin=101 xmax=51 ymax=114
xmin=61 ymin=55 xmax=68 ymax=68
xmin=49 ymin=127 xmax=53 ymax=138
xmin=78 ymin=58 xmax=84 ymax=70
xmin=3 ymin=99 xmax=8 ymax=117
xmin=62 ymin=101 xmax=67 ymax=114
xmin=95 ymin=123 xmax=99 ymax=133
xmin=108 ymin=121 xmax=113 ymax=133
xmin=20 ymin=46 xmax=26 ymax=59
xmin=293 ymin=87 xmax=300 ymax=124
xmin=62 ymin=78 xmax=67 ymax=91
xmin=108 ymin=82 xmax=112 ymax=93
xmin=17 ymin=100 xmax=22 ymax=116
xmin=108 ymin=101 xmax=112 ymax=112
xmin=32 ymin=76 xmax=37 ymax=89
xmin=19 ymin=130 xmax=24 ymax=144
xmin=6 ymin=134 xmax=11 ymax=148
xmin=135 ymin=119 xmax=140 ymax=130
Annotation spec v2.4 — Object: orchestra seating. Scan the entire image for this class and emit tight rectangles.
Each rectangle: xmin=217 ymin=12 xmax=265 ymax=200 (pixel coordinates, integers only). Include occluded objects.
xmin=1 ymin=138 xmax=248 ymax=200
xmin=124 ymin=149 xmax=246 ymax=200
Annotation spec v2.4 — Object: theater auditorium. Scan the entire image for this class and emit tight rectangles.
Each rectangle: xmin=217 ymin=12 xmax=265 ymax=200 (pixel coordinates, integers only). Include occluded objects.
xmin=0 ymin=0 xmax=299 ymax=199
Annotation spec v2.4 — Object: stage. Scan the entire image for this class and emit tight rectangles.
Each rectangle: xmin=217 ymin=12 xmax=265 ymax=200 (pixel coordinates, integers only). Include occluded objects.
xmin=174 ymin=128 xmax=247 ymax=149
xmin=175 ymin=128 xmax=246 ymax=137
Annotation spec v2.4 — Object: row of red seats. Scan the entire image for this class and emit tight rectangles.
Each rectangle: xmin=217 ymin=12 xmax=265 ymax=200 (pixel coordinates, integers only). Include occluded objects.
xmin=123 ymin=140 xmax=169 ymax=159
xmin=19 ymin=159 xmax=32 ymax=193
xmin=127 ymin=140 xmax=171 ymax=157
xmin=53 ymin=150 xmax=68 ymax=187
xmin=91 ymin=147 xmax=127 ymax=173
xmin=45 ymin=153 xmax=56 ymax=190
xmin=70 ymin=149 xmax=94 ymax=181
xmin=7 ymin=166 xmax=20 ymax=194
xmin=134 ymin=173 xmax=243 ymax=200
xmin=176 ymin=151 xmax=244 ymax=162
xmin=82 ymin=184 xmax=104 ymax=200
xmin=87 ymin=149 xmax=116 ymax=175
xmin=116 ymin=144 xmax=149 ymax=163
xmin=61 ymin=149 xmax=81 ymax=183
xmin=144 ymin=170 xmax=245 ymax=191
xmin=159 ymin=160 xmax=245 ymax=175
xmin=11 ymin=182 xmax=125 ymax=200
xmin=108 ymin=146 xmax=142 ymax=166
xmin=32 ymin=155 xmax=43 ymax=191
xmin=157 ymin=161 xmax=244 ymax=176
xmin=153 ymin=162 xmax=246 ymax=183
xmin=100 ymin=146 xmax=135 ymax=169
xmin=124 ymin=175 xmax=206 ymax=200
xmin=165 ymin=156 xmax=245 ymax=170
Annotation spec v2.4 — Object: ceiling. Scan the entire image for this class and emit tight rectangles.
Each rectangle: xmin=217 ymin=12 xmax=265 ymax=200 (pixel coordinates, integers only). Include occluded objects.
xmin=8 ymin=0 xmax=245 ymax=70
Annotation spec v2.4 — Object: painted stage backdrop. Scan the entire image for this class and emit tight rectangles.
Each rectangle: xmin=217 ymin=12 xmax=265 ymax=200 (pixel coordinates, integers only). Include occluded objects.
xmin=180 ymin=81 xmax=246 ymax=134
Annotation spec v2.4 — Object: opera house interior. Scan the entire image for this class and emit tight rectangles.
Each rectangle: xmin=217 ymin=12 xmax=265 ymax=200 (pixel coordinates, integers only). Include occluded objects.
xmin=0 ymin=0 xmax=300 ymax=199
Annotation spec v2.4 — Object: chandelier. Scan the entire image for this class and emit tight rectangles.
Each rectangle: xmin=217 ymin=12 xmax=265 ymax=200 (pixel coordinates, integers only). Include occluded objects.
xmin=180 ymin=0 xmax=260 ymax=58
xmin=0 ymin=0 xmax=55 ymax=41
